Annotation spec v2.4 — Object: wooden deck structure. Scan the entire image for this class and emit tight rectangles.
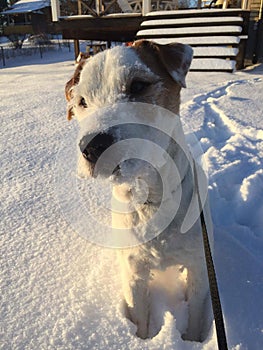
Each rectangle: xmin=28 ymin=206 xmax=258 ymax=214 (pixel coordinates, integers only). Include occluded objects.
xmin=59 ymin=14 xmax=143 ymax=42
xmin=50 ymin=0 xmax=262 ymax=69
xmin=50 ymin=1 xmax=252 ymax=42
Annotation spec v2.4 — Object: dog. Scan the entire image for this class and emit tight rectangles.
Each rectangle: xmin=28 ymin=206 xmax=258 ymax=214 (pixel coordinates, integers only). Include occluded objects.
xmin=65 ymin=40 xmax=213 ymax=342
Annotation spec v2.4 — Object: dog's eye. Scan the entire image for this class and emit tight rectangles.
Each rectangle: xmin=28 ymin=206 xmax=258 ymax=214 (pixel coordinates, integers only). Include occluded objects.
xmin=79 ymin=97 xmax=88 ymax=108
xmin=130 ymin=80 xmax=151 ymax=95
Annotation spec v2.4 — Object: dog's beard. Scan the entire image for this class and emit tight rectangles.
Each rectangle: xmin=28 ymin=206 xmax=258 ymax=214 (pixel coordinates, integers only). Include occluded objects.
xmin=77 ymin=154 xmax=96 ymax=179
xmin=111 ymin=159 xmax=163 ymax=206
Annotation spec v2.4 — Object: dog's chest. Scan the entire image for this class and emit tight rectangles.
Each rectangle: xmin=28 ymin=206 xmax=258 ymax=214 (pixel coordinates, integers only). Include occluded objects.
xmin=143 ymin=223 xmax=203 ymax=270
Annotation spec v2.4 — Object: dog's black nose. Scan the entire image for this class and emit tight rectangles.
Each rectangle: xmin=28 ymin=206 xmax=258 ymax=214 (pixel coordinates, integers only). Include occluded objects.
xmin=79 ymin=132 xmax=115 ymax=164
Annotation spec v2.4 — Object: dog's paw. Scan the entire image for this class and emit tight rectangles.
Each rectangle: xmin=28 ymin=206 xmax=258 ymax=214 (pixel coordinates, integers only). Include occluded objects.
xmin=122 ymin=300 xmax=149 ymax=339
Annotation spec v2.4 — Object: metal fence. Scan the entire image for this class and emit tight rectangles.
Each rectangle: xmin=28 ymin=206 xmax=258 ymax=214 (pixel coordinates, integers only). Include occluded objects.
xmin=0 ymin=40 xmax=71 ymax=67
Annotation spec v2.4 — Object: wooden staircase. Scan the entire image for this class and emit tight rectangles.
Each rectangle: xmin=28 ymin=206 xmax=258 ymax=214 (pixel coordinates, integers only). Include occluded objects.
xmin=136 ymin=9 xmax=250 ymax=71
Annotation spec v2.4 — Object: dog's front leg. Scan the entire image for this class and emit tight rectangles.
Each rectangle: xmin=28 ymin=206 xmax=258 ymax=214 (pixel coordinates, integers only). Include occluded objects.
xmin=118 ymin=250 xmax=150 ymax=339
xmin=184 ymin=261 xmax=212 ymax=342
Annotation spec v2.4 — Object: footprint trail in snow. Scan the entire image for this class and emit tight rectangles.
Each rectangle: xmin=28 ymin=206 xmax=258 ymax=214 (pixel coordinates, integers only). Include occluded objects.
xmin=180 ymin=77 xmax=263 ymax=349
xmin=182 ymin=78 xmax=263 ymax=252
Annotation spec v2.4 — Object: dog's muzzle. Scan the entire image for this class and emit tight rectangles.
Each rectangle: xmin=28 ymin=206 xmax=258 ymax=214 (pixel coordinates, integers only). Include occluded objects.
xmin=79 ymin=132 xmax=115 ymax=164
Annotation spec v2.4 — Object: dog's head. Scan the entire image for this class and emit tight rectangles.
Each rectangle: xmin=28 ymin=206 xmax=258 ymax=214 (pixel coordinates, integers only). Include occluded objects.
xmin=65 ymin=40 xmax=193 ymax=203
xmin=66 ymin=40 xmax=192 ymax=120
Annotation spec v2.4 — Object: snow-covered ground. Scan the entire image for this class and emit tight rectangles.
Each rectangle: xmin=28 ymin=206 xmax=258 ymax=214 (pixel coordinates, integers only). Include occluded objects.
xmin=0 ymin=47 xmax=262 ymax=350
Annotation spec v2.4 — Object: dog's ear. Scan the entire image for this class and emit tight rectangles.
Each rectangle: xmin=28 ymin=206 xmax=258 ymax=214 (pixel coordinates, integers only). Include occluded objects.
xmin=133 ymin=40 xmax=193 ymax=88
xmin=154 ymin=42 xmax=193 ymax=88
xmin=76 ymin=51 xmax=90 ymax=64
xmin=65 ymin=58 xmax=88 ymax=120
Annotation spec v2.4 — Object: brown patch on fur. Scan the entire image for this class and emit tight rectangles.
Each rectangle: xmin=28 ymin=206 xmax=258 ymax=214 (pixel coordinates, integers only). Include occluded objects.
xmin=65 ymin=58 xmax=89 ymax=120
xmin=132 ymin=40 xmax=192 ymax=87
xmin=76 ymin=52 xmax=90 ymax=64
xmin=131 ymin=40 xmax=192 ymax=115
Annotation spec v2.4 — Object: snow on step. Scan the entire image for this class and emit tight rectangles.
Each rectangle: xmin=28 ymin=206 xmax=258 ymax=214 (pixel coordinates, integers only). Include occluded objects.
xmin=145 ymin=9 xmax=245 ymax=16
xmin=146 ymin=36 xmax=241 ymax=46
xmin=190 ymin=58 xmax=236 ymax=71
xmin=141 ymin=17 xmax=243 ymax=27
xmin=137 ymin=25 xmax=242 ymax=37
xmin=193 ymin=47 xmax=239 ymax=57
xmin=136 ymin=9 xmax=247 ymax=71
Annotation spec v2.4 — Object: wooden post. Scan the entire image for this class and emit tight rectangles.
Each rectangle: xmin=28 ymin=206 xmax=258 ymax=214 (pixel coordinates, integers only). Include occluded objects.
xmin=51 ymin=0 xmax=60 ymax=21
xmin=259 ymin=0 xmax=263 ymax=19
xmin=222 ymin=0 xmax=228 ymax=9
xmin=74 ymin=39 xmax=80 ymax=60
xmin=142 ymin=0 xmax=151 ymax=15
xmin=96 ymin=0 xmax=103 ymax=14
xmin=0 ymin=46 xmax=6 ymax=67
xmin=241 ymin=0 xmax=251 ymax=10
xmin=77 ymin=0 xmax=82 ymax=14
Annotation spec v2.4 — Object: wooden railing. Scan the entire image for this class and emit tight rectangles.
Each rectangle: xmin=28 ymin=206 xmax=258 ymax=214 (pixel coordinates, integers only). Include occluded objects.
xmin=51 ymin=0 xmax=251 ymax=20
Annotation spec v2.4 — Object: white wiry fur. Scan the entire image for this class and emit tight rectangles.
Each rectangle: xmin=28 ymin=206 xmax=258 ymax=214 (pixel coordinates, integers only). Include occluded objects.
xmin=66 ymin=40 xmax=213 ymax=341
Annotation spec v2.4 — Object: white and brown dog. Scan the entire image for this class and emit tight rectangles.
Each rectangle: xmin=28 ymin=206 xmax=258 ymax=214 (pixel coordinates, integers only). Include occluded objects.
xmin=65 ymin=40 xmax=213 ymax=342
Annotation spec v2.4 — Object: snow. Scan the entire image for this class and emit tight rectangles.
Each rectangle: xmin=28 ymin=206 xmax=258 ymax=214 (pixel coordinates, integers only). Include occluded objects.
xmin=137 ymin=26 xmax=242 ymax=37
xmin=1 ymin=0 xmax=50 ymax=15
xmin=141 ymin=17 xmax=244 ymax=26
xmin=192 ymin=47 xmax=239 ymax=57
xmin=0 ymin=46 xmax=263 ymax=349
xmin=146 ymin=9 xmax=247 ymax=17
xmin=137 ymin=15 xmax=243 ymax=71
xmin=116 ymin=0 xmax=133 ymax=13
xmin=190 ymin=58 xmax=236 ymax=71
xmin=140 ymin=36 xmax=241 ymax=45
xmin=61 ymin=13 xmax=141 ymax=20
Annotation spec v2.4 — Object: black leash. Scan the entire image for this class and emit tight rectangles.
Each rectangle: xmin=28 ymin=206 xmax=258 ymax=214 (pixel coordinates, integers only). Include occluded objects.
xmin=193 ymin=163 xmax=228 ymax=350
